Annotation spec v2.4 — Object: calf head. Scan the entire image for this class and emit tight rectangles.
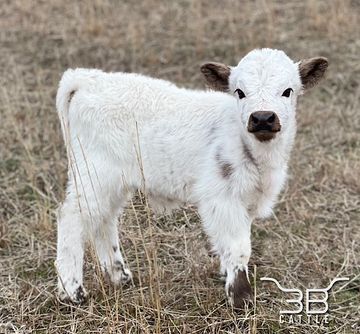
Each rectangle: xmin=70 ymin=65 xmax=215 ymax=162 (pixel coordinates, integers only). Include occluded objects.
xmin=201 ymin=49 xmax=328 ymax=143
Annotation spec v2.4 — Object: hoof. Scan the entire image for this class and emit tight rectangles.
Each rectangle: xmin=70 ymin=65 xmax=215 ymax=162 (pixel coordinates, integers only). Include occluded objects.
xmin=104 ymin=262 xmax=132 ymax=286
xmin=227 ymin=270 xmax=253 ymax=309
xmin=58 ymin=284 xmax=88 ymax=304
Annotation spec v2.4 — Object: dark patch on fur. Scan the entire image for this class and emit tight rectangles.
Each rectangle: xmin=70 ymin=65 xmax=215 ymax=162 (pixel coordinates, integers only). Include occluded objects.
xmin=68 ymin=90 xmax=76 ymax=103
xmin=207 ymin=125 xmax=218 ymax=145
xmin=299 ymin=57 xmax=328 ymax=90
xmin=74 ymin=286 xmax=86 ymax=304
xmin=221 ymin=162 xmax=234 ymax=179
xmin=201 ymin=62 xmax=231 ymax=92
xmin=114 ymin=260 xmax=130 ymax=282
xmin=242 ymin=140 xmax=257 ymax=168
xmin=215 ymin=151 xmax=234 ymax=179
xmin=229 ymin=270 xmax=253 ymax=309
xmin=114 ymin=260 xmax=124 ymax=269
xmin=114 ymin=260 xmax=129 ymax=279
xmin=241 ymin=141 xmax=262 ymax=199
xmin=215 ymin=152 xmax=220 ymax=162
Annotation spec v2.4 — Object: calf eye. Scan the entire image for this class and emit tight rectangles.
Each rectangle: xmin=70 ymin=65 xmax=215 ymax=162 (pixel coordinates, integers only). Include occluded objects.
xmin=235 ymin=88 xmax=246 ymax=99
xmin=282 ymin=88 xmax=293 ymax=97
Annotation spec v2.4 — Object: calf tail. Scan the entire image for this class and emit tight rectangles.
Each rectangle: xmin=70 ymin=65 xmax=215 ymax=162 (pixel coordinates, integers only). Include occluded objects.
xmin=56 ymin=69 xmax=85 ymax=146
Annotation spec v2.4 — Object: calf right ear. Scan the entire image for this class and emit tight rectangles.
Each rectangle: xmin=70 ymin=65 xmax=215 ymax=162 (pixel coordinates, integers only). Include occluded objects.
xmin=200 ymin=62 xmax=231 ymax=92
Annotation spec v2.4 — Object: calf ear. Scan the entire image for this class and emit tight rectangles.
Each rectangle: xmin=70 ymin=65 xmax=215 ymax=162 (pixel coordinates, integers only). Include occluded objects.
xmin=299 ymin=57 xmax=328 ymax=90
xmin=200 ymin=62 xmax=231 ymax=92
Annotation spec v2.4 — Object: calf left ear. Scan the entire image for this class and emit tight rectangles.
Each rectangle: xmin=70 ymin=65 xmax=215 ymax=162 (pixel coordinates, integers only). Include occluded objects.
xmin=200 ymin=62 xmax=231 ymax=92
xmin=299 ymin=57 xmax=329 ymax=90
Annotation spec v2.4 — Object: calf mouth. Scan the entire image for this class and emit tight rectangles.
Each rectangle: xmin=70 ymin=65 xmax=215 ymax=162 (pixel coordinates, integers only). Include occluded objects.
xmin=249 ymin=129 xmax=279 ymax=142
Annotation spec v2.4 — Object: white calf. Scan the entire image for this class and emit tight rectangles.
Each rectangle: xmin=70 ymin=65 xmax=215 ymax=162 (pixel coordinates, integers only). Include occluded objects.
xmin=55 ymin=48 xmax=328 ymax=307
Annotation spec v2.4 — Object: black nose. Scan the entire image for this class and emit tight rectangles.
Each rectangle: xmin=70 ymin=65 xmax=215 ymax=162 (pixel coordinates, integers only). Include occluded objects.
xmin=250 ymin=111 xmax=276 ymax=126
xmin=247 ymin=111 xmax=281 ymax=142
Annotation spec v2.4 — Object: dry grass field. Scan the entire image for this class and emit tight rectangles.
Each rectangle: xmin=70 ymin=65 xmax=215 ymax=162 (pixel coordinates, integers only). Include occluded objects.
xmin=0 ymin=0 xmax=359 ymax=333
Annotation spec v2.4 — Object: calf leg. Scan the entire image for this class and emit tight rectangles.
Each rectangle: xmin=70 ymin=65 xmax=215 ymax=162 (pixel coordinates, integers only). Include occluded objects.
xmin=199 ymin=199 xmax=253 ymax=308
xmin=56 ymin=195 xmax=87 ymax=303
xmin=92 ymin=212 xmax=132 ymax=286
xmin=56 ymin=181 xmax=112 ymax=303
xmin=56 ymin=149 xmax=126 ymax=303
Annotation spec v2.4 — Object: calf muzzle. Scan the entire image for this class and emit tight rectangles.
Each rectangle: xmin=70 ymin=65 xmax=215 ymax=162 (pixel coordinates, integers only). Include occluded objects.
xmin=247 ymin=111 xmax=281 ymax=142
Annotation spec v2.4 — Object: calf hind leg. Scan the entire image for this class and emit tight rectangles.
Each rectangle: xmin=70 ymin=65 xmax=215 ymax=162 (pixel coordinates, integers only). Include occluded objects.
xmin=56 ymin=193 xmax=88 ymax=303
xmin=56 ymin=150 xmax=130 ymax=302
xmin=93 ymin=212 xmax=132 ymax=286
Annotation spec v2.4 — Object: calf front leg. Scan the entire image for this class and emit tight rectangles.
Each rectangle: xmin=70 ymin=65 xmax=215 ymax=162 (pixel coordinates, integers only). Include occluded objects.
xmin=199 ymin=199 xmax=253 ymax=308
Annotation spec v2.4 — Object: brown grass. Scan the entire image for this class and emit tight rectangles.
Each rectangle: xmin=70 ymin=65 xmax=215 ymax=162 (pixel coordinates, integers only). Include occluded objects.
xmin=0 ymin=0 xmax=359 ymax=333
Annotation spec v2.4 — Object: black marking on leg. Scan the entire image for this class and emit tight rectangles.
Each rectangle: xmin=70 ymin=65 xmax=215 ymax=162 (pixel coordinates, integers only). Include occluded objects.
xmin=229 ymin=270 xmax=253 ymax=309
xmin=112 ymin=246 xmax=118 ymax=252
xmin=114 ymin=260 xmax=130 ymax=281
xmin=114 ymin=260 xmax=124 ymax=269
xmin=74 ymin=286 xmax=86 ymax=304
xmin=114 ymin=260 xmax=125 ymax=273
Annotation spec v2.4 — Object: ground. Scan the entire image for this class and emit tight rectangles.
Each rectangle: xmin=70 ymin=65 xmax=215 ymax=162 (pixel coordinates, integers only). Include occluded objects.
xmin=0 ymin=0 xmax=359 ymax=333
